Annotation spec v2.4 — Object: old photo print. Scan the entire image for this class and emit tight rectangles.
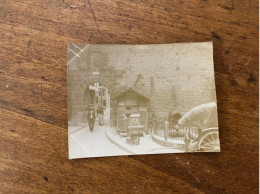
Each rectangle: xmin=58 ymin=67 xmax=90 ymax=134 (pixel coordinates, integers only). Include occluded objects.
xmin=67 ymin=42 xmax=220 ymax=159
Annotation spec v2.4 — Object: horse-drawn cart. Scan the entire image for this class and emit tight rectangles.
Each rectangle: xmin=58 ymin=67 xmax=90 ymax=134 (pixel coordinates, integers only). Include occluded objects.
xmin=178 ymin=102 xmax=220 ymax=152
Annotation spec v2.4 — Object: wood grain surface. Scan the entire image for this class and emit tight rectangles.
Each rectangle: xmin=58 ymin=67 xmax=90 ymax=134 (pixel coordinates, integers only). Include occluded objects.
xmin=0 ymin=0 xmax=259 ymax=193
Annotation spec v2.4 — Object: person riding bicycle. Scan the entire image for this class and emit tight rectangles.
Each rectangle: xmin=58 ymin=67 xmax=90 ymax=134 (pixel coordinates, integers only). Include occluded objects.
xmin=97 ymin=106 xmax=104 ymax=115
xmin=97 ymin=106 xmax=105 ymax=125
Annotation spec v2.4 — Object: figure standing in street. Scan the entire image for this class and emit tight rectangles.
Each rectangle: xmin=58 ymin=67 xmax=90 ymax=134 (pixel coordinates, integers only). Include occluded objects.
xmin=97 ymin=106 xmax=105 ymax=126
xmin=88 ymin=106 xmax=96 ymax=132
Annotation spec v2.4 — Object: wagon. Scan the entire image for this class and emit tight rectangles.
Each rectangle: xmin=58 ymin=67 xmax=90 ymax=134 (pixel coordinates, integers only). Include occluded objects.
xmin=178 ymin=102 xmax=220 ymax=152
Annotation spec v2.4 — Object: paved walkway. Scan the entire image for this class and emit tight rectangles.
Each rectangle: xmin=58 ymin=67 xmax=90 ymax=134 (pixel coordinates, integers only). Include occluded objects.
xmin=105 ymin=127 xmax=184 ymax=156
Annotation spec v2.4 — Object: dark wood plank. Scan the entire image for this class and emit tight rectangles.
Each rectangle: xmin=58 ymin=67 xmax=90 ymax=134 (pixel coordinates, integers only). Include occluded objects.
xmin=0 ymin=0 xmax=258 ymax=193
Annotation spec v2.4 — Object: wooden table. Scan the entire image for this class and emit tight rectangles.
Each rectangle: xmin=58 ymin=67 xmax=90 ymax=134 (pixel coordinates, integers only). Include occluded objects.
xmin=0 ymin=1 xmax=258 ymax=193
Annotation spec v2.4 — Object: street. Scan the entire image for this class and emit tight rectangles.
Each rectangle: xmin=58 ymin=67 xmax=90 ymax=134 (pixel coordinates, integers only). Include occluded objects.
xmin=69 ymin=123 xmax=128 ymax=159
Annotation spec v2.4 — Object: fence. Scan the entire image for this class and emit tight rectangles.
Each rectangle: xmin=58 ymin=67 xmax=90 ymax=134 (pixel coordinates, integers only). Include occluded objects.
xmin=151 ymin=118 xmax=199 ymax=142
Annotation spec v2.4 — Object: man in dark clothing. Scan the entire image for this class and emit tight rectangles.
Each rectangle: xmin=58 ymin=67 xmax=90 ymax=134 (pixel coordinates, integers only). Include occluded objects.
xmin=88 ymin=107 xmax=96 ymax=132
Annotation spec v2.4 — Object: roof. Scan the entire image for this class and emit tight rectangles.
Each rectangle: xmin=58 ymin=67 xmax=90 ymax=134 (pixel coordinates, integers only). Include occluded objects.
xmin=115 ymin=87 xmax=149 ymax=101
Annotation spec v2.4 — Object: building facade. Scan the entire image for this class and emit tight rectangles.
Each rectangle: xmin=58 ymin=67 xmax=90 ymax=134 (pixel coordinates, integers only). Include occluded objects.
xmin=68 ymin=43 xmax=217 ymax=128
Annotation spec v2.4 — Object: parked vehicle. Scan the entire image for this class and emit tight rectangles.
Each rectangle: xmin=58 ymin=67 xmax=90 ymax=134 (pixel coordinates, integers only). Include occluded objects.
xmin=178 ymin=102 xmax=220 ymax=152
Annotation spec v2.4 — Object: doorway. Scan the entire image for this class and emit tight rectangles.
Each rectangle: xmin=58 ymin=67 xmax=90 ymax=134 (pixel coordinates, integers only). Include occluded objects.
xmin=83 ymin=82 xmax=110 ymax=124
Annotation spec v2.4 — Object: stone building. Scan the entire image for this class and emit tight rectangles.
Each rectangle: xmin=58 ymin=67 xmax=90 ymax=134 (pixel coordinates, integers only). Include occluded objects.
xmin=67 ymin=42 xmax=217 ymax=127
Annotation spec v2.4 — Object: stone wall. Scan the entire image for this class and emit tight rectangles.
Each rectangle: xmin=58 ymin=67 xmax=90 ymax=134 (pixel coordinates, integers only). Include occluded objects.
xmin=68 ymin=42 xmax=217 ymax=126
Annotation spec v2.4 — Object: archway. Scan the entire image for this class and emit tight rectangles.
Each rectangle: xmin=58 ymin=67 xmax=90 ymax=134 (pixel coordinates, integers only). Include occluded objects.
xmin=71 ymin=76 xmax=117 ymax=127
xmin=83 ymin=83 xmax=111 ymax=124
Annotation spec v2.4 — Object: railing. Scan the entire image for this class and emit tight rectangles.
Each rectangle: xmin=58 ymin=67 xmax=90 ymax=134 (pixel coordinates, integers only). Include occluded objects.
xmin=152 ymin=118 xmax=199 ymax=142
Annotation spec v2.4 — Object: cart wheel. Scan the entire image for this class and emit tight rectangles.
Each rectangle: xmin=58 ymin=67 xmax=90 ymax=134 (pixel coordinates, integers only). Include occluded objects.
xmin=198 ymin=128 xmax=220 ymax=152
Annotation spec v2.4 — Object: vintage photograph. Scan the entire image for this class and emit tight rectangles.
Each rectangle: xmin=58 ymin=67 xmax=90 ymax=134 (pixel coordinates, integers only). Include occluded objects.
xmin=67 ymin=42 xmax=220 ymax=159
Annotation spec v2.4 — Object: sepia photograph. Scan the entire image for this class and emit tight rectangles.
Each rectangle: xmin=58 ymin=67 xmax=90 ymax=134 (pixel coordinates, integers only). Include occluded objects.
xmin=1 ymin=1 xmax=258 ymax=193
xmin=67 ymin=42 xmax=220 ymax=159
